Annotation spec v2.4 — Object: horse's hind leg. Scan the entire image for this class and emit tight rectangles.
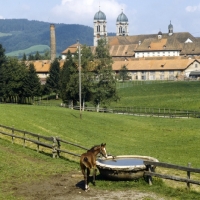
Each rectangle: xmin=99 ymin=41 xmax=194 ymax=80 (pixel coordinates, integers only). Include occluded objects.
xmin=84 ymin=168 xmax=90 ymax=191
xmin=93 ymin=168 xmax=97 ymax=186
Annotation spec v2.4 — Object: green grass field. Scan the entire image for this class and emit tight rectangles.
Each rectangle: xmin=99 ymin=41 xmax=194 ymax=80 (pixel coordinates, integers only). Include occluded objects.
xmin=5 ymin=45 xmax=50 ymax=57
xmin=0 ymin=81 xmax=200 ymax=199
xmin=113 ymin=81 xmax=200 ymax=111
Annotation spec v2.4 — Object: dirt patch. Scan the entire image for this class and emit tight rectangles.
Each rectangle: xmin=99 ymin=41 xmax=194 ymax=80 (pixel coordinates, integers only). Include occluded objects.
xmin=13 ymin=171 xmax=166 ymax=200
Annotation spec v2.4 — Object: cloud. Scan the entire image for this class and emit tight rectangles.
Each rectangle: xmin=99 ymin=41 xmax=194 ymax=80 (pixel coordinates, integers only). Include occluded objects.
xmin=20 ymin=4 xmax=30 ymax=11
xmin=0 ymin=15 xmax=4 ymax=19
xmin=51 ymin=0 xmax=127 ymax=29
xmin=186 ymin=4 xmax=200 ymax=12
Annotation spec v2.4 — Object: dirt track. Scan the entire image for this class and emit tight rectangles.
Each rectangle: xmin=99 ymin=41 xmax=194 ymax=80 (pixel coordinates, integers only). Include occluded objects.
xmin=13 ymin=171 xmax=166 ymax=200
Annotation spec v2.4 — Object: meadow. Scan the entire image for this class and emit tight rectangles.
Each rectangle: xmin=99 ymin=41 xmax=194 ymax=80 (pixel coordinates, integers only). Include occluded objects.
xmin=113 ymin=81 xmax=200 ymax=111
xmin=0 ymin=81 xmax=200 ymax=199
xmin=5 ymin=45 xmax=50 ymax=57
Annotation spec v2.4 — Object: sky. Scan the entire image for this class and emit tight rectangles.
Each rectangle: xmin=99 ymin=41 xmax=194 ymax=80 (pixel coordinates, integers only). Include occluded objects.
xmin=1 ymin=0 xmax=200 ymax=36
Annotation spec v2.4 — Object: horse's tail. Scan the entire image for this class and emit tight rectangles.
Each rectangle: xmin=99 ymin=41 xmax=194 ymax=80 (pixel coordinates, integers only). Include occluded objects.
xmin=83 ymin=156 xmax=92 ymax=168
xmin=83 ymin=157 xmax=88 ymax=162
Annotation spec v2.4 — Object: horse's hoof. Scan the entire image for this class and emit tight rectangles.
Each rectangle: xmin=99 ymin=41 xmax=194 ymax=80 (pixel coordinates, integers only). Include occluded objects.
xmin=85 ymin=186 xmax=89 ymax=191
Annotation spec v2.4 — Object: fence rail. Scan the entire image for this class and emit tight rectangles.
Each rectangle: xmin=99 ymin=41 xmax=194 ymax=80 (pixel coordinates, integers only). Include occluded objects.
xmin=144 ymin=161 xmax=200 ymax=188
xmin=72 ymin=106 xmax=200 ymax=118
xmin=0 ymin=124 xmax=88 ymax=158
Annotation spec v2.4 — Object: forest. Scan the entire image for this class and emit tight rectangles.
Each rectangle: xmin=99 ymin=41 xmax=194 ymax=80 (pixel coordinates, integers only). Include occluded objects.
xmin=0 ymin=19 xmax=93 ymax=56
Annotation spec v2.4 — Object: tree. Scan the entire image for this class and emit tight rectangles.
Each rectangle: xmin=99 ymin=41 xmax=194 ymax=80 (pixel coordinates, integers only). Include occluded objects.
xmin=35 ymin=51 xmax=41 ymax=60
xmin=22 ymin=53 xmax=27 ymax=61
xmin=41 ymin=50 xmax=50 ymax=60
xmin=73 ymin=45 xmax=94 ymax=108
xmin=22 ymin=63 xmax=41 ymax=103
xmin=60 ymin=51 xmax=79 ymax=106
xmin=93 ymin=38 xmax=119 ymax=110
xmin=0 ymin=44 xmax=6 ymax=101
xmin=28 ymin=54 xmax=34 ymax=60
xmin=119 ymin=65 xmax=129 ymax=82
xmin=1 ymin=57 xmax=27 ymax=103
xmin=45 ymin=59 xmax=60 ymax=99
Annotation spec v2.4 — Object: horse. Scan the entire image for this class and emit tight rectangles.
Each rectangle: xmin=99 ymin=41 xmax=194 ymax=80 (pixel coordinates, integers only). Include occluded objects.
xmin=80 ymin=143 xmax=108 ymax=191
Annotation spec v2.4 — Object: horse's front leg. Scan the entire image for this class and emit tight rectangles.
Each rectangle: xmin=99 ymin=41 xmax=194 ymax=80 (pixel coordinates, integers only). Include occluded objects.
xmin=93 ymin=167 xmax=97 ymax=186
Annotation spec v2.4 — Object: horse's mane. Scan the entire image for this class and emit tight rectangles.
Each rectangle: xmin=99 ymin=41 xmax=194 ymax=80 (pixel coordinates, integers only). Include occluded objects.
xmin=88 ymin=144 xmax=100 ymax=151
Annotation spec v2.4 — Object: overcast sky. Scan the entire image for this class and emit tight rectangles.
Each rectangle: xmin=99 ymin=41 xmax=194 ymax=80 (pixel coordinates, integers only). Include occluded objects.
xmin=1 ymin=0 xmax=200 ymax=36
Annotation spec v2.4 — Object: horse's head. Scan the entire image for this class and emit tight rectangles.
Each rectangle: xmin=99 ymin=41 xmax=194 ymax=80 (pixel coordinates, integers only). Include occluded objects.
xmin=100 ymin=143 xmax=107 ymax=158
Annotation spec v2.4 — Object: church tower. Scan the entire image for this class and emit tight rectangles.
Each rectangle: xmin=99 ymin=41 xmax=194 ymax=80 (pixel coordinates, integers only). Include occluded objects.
xmin=116 ymin=11 xmax=129 ymax=36
xmin=93 ymin=9 xmax=107 ymax=46
xmin=168 ymin=21 xmax=173 ymax=36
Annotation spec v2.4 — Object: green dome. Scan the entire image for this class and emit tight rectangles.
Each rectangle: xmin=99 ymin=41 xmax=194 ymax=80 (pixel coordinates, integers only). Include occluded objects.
xmin=94 ymin=10 xmax=106 ymax=20
xmin=117 ymin=12 xmax=128 ymax=22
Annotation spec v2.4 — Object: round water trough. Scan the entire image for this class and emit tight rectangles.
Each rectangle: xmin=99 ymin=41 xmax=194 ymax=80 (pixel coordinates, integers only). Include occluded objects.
xmin=96 ymin=155 xmax=158 ymax=180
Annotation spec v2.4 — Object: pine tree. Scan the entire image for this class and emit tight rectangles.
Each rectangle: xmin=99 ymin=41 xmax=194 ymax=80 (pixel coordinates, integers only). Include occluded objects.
xmin=0 ymin=44 xmax=6 ymax=101
xmin=1 ymin=57 xmax=27 ymax=103
xmin=23 ymin=63 xmax=41 ymax=103
xmin=119 ymin=65 xmax=129 ymax=82
xmin=45 ymin=59 xmax=60 ymax=99
xmin=60 ymin=51 xmax=79 ymax=106
xmin=93 ymin=38 xmax=119 ymax=110
xmin=22 ymin=53 xmax=27 ymax=61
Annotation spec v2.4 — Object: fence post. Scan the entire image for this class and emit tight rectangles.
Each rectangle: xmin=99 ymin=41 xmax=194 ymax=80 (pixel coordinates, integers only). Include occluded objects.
xmin=52 ymin=137 xmax=59 ymax=158
xmin=56 ymin=137 xmax=61 ymax=158
xmin=23 ymin=131 xmax=26 ymax=148
xmin=37 ymin=136 xmax=40 ymax=153
xmin=12 ymin=126 xmax=14 ymax=144
xmin=187 ymin=163 xmax=191 ymax=189
xmin=147 ymin=165 xmax=153 ymax=185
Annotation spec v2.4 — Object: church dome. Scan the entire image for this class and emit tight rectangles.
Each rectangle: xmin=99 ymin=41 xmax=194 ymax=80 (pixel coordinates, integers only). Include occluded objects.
xmin=94 ymin=10 xmax=106 ymax=20
xmin=168 ymin=21 xmax=173 ymax=29
xmin=117 ymin=12 xmax=128 ymax=22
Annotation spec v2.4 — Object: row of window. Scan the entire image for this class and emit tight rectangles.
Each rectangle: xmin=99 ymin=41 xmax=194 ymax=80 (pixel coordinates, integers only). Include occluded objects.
xmin=135 ymin=51 xmax=179 ymax=57
xmin=133 ymin=71 xmax=177 ymax=75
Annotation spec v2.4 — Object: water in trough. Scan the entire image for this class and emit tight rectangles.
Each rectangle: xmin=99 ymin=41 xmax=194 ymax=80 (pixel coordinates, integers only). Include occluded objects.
xmin=96 ymin=155 xmax=158 ymax=180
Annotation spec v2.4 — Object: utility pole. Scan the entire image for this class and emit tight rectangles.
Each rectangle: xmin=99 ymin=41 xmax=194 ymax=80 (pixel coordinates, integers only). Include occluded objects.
xmin=78 ymin=40 xmax=82 ymax=119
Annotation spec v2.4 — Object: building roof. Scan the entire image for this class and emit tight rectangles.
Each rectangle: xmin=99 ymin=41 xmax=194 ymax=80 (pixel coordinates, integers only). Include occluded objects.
xmin=107 ymin=32 xmax=200 ymax=54
xmin=62 ymin=43 xmax=79 ymax=55
xmin=26 ymin=60 xmax=65 ymax=73
xmin=112 ymin=58 xmax=198 ymax=71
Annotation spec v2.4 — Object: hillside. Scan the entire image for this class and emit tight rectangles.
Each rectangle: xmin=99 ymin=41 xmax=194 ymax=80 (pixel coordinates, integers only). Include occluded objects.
xmin=0 ymin=19 xmax=94 ymax=56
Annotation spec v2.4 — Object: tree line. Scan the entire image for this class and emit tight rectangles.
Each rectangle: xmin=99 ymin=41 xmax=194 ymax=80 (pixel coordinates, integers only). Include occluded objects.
xmin=0 ymin=39 xmax=129 ymax=108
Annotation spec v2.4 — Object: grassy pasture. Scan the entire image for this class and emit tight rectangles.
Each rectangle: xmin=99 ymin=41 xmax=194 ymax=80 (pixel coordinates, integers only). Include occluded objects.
xmin=0 ymin=104 xmax=200 ymax=199
xmin=5 ymin=45 xmax=50 ymax=57
xmin=113 ymin=81 xmax=200 ymax=111
xmin=1 ymin=81 xmax=200 ymax=199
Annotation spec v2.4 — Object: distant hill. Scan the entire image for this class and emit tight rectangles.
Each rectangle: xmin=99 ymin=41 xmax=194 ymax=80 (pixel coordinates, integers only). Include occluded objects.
xmin=0 ymin=19 xmax=115 ymax=58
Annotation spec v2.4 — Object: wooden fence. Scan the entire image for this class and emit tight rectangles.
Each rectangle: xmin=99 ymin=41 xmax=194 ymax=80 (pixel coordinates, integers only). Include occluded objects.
xmin=72 ymin=106 xmax=200 ymax=118
xmin=144 ymin=161 xmax=200 ymax=189
xmin=0 ymin=124 xmax=88 ymax=158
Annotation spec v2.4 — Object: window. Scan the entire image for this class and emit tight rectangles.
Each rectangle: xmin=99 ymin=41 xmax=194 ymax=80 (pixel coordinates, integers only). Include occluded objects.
xmin=97 ymin=25 xmax=100 ymax=32
xmin=195 ymin=63 xmax=198 ymax=68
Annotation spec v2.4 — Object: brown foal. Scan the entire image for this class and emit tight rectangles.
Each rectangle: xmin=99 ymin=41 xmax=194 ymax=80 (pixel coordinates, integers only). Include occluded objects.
xmin=80 ymin=143 xmax=107 ymax=191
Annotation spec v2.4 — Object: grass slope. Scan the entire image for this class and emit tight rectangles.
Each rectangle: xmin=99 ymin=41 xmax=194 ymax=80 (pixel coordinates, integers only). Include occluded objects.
xmin=6 ymin=45 xmax=50 ymax=57
xmin=113 ymin=81 xmax=200 ymax=111
xmin=1 ymin=81 xmax=200 ymax=199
